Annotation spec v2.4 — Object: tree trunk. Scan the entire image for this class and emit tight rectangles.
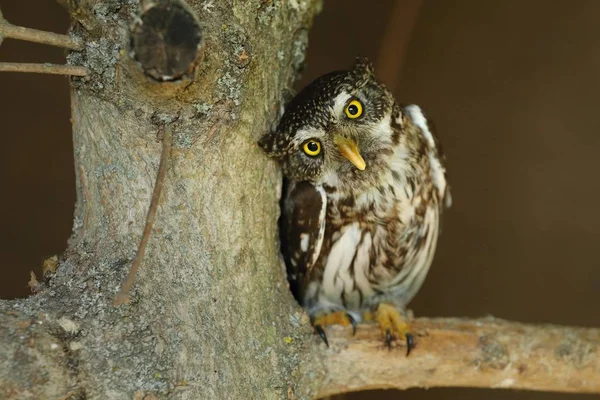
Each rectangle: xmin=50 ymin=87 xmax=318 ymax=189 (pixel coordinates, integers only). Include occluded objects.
xmin=0 ymin=1 xmax=323 ymax=398
xmin=3 ymin=2 xmax=600 ymax=399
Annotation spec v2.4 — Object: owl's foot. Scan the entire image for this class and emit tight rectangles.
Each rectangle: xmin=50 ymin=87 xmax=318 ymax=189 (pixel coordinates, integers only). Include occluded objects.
xmin=311 ymin=311 xmax=358 ymax=347
xmin=367 ymin=303 xmax=414 ymax=356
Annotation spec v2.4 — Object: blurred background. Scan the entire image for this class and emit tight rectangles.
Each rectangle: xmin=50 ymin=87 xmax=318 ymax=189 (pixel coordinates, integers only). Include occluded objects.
xmin=1 ymin=1 xmax=599 ymax=399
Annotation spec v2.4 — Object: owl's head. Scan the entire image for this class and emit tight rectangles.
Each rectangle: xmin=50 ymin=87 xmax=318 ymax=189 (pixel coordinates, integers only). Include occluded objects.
xmin=259 ymin=58 xmax=400 ymax=191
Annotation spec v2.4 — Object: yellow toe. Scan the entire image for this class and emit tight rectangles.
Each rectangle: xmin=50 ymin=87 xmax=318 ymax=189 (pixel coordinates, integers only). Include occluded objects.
xmin=373 ymin=303 xmax=414 ymax=355
xmin=312 ymin=311 xmax=352 ymax=327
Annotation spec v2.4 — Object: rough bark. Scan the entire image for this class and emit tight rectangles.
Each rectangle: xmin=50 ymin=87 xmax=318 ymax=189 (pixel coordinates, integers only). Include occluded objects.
xmin=1 ymin=1 xmax=323 ymax=399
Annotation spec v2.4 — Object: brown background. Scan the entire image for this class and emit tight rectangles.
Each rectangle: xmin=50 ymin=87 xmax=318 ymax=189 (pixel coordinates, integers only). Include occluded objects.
xmin=1 ymin=1 xmax=598 ymax=399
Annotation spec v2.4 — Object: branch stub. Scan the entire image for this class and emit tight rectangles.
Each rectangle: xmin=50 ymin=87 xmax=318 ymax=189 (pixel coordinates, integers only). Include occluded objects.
xmin=131 ymin=0 xmax=202 ymax=82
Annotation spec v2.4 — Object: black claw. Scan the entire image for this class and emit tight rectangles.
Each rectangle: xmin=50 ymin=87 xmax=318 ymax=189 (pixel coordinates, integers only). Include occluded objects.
xmin=347 ymin=313 xmax=357 ymax=336
xmin=315 ymin=325 xmax=329 ymax=347
xmin=385 ymin=328 xmax=393 ymax=351
xmin=405 ymin=333 xmax=414 ymax=357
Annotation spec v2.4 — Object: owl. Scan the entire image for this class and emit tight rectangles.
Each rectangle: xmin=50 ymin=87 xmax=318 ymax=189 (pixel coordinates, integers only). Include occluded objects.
xmin=259 ymin=58 xmax=451 ymax=355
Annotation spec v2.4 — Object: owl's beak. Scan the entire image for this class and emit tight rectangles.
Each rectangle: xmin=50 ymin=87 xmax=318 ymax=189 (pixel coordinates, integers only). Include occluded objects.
xmin=334 ymin=136 xmax=366 ymax=171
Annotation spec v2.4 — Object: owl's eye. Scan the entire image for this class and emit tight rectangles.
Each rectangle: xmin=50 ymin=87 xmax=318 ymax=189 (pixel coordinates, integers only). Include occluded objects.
xmin=344 ymin=99 xmax=363 ymax=119
xmin=302 ymin=140 xmax=321 ymax=156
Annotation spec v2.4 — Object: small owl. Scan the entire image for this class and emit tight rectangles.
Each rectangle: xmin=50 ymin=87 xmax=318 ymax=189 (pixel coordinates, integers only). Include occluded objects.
xmin=259 ymin=58 xmax=451 ymax=354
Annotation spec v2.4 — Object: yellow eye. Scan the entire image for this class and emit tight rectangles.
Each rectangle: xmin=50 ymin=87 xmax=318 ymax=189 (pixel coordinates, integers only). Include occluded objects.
xmin=345 ymin=99 xmax=363 ymax=119
xmin=302 ymin=140 xmax=321 ymax=156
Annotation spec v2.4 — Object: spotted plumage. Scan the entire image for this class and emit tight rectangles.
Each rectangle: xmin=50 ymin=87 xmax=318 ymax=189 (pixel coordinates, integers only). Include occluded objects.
xmin=259 ymin=58 xmax=451 ymax=352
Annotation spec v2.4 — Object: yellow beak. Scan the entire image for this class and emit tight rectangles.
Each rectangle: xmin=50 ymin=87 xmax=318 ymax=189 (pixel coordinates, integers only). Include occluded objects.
xmin=334 ymin=136 xmax=366 ymax=170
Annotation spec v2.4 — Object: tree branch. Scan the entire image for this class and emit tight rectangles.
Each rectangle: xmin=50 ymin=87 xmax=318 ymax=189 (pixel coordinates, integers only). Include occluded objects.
xmin=0 ymin=14 xmax=83 ymax=50
xmin=0 ymin=62 xmax=88 ymax=76
xmin=0 ymin=7 xmax=87 ymax=76
xmin=315 ymin=317 xmax=600 ymax=397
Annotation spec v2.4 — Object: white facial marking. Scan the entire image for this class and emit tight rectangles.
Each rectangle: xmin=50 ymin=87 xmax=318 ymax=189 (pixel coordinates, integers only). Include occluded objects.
xmin=332 ymin=91 xmax=352 ymax=117
xmin=293 ymin=126 xmax=325 ymax=148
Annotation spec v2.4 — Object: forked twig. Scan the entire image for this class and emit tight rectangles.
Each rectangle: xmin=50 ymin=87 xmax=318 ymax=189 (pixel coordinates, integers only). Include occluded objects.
xmin=0 ymin=7 xmax=88 ymax=76
xmin=113 ymin=125 xmax=173 ymax=306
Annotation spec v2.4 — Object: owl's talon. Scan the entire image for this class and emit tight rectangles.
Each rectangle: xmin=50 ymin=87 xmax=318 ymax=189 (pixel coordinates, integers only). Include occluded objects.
xmin=311 ymin=310 xmax=355 ymax=343
xmin=314 ymin=324 xmax=329 ymax=347
xmin=385 ymin=328 xmax=393 ymax=350
xmin=405 ymin=333 xmax=414 ymax=356
xmin=347 ymin=313 xmax=358 ymax=336
xmin=375 ymin=303 xmax=413 ymax=356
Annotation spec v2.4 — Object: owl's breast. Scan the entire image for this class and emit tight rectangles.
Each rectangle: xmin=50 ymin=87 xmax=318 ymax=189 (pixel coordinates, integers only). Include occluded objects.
xmin=303 ymin=173 xmax=441 ymax=316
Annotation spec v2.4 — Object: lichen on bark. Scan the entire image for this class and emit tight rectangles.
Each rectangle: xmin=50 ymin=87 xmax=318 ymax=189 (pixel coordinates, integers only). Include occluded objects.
xmin=0 ymin=1 xmax=323 ymax=399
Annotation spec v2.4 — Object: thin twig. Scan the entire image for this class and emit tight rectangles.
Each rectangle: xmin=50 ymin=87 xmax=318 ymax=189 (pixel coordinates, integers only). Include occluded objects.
xmin=0 ymin=62 xmax=88 ymax=76
xmin=114 ymin=125 xmax=173 ymax=306
xmin=0 ymin=19 xmax=83 ymax=50
xmin=315 ymin=317 xmax=600 ymax=397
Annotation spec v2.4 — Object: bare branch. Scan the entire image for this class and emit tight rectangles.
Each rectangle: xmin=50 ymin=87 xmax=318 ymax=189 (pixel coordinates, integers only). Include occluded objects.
xmin=114 ymin=125 xmax=173 ymax=306
xmin=315 ymin=317 xmax=600 ymax=397
xmin=0 ymin=62 xmax=88 ymax=76
xmin=0 ymin=16 xmax=83 ymax=50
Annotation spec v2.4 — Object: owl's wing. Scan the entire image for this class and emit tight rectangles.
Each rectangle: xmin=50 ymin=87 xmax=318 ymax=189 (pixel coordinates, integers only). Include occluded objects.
xmin=404 ymin=105 xmax=452 ymax=209
xmin=280 ymin=180 xmax=327 ymax=299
